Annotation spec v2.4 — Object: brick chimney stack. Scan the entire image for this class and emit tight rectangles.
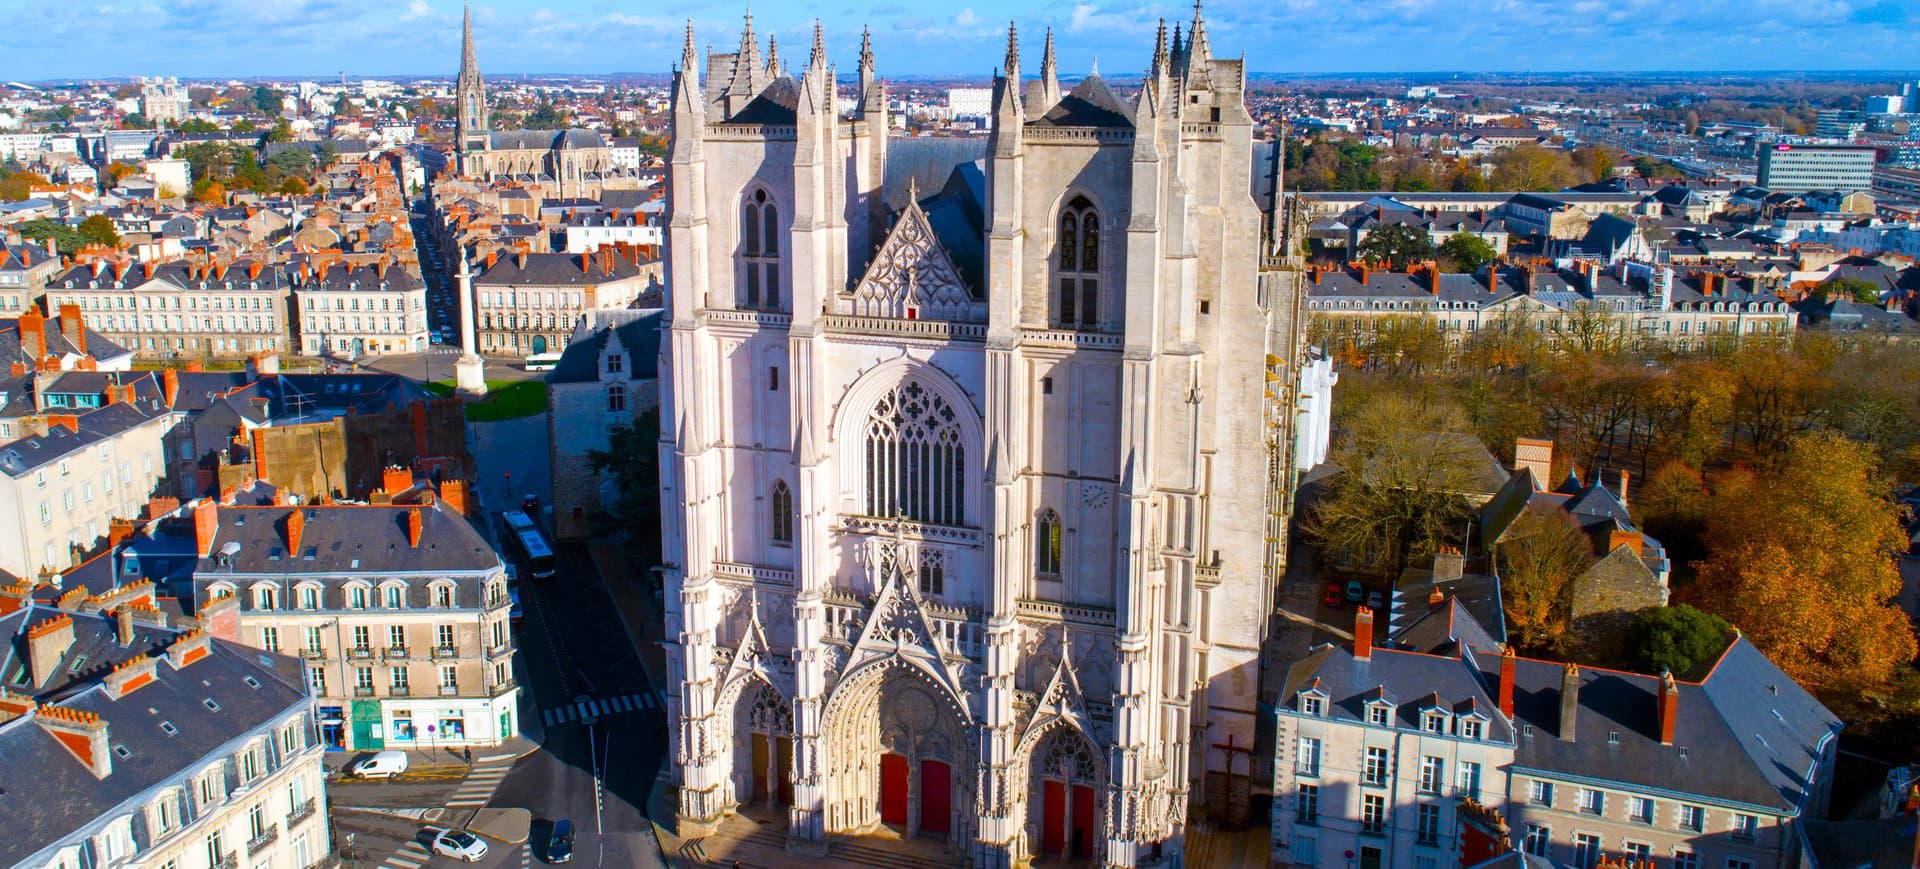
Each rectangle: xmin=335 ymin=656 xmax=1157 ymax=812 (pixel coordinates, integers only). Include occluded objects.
xmin=1354 ymin=606 xmax=1374 ymax=661
xmin=35 ymin=706 xmax=113 ymax=779
xmin=26 ymin=614 xmax=76 ymax=687
xmin=115 ymin=606 xmax=134 ymax=646
xmin=1559 ymin=662 xmax=1581 ymax=742
xmin=1658 ymin=670 xmax=1679 ymax=745
xmin=161 ymin=367 xmax=180 ymax=407
xmin=1499 ymin=646 xmax=1517 ymax=717
xmin=285 ymin=508 xmax=306 ymax=555
xmin=382 ymin=465 xmax=414 ymax=496
xmin=193 ymin=499 xmax=219 ymax=557
xmin=18 ymin=307 xmax=46 ymax=358
xmin=406 ymin=508 xmax=424 ymax=548
xmin=56 ymin=304 xmax=86 ymax=355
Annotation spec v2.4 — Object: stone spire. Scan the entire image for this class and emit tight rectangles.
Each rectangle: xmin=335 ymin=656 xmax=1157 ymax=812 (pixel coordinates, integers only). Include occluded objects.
xmin=454 ymin=1 xmax=490 ymax=164
xmin=1038 ymin=27 xmax=1061 ymax=111
xmin=809 ymin=20 xmax=826 ymax=72
xmin=459 ymin=2 xmax=480 ymax=81
xmin=1003 ymin=21 xmax=1020 ymax=81
xmin=1152 ymin=19 xmax=1169 ymax=77
xmin=680 ymin=18 xmax=699 ymax=79
xmin=859 ymin=25 xmax=874 ymax=72
xmin=1187 ymin=0 xmax=1214 ymax=86
xmin=766 ymin=34 xmax=781 ymax=78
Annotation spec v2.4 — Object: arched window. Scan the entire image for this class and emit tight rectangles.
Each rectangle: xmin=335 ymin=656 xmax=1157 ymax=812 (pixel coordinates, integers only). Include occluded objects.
xmin=741 ymin=189 xmax=782 ymax=310
xmin=1055 ymin=196 xmax=1100 ymax=329
xmin=1035 ymin=510 xmax=1062 ymax=576
xmin=863 ymin=379 xmax=966 ymax=526
xmin=919 ymin=548 xmax=945 ymax=597
xmin=770 ymin=480 xmax=794 ymax=545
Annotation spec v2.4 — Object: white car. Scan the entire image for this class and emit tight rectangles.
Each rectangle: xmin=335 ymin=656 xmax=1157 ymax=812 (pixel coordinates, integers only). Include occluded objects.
xmin=432 ymin=829 xmax=489 ymax=863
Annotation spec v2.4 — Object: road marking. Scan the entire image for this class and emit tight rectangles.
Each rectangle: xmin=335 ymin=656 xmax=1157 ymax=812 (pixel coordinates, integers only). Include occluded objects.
xmin=378 ymin=841 xmax=431 ymax=869
xmin=539 ymin=690 xmax=664 ymax=725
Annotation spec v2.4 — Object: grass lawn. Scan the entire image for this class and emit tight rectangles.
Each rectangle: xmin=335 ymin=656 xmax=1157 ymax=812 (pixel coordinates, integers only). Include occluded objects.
xmin=426 ymin=380 xmax=548 ymax=421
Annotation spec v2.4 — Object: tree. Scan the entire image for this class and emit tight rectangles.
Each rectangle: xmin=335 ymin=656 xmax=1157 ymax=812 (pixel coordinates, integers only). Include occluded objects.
xmin=1818 ymin=277 xmax=1882 ymax=305
xmin=156 ymin=184 xmax=182 ymax=200
xmin=1692 ymin=431 xmax=1917 ymax=692
xmin=279 ymin=176 xmax=310 ymax=195
xmin=1306 ymin=392 xmax=1483 ymax=578
xmin=1355 ymin=223 xmax=1434 ymax=268
xmin=174 ymin=118 xmax=219 ymax=134
xmin=267 ymin=148 xmax=313 ymax=178
xmin=192 ymin=178 xmax=227 ymax=205
xmin=1571 ymin=146 xmax=1617 ymax=184
xmin=1625 ymin=604 xmax=1732 ymax=676
xmin=1436 ymin=232 xmax=1496 ymax=273
xmin=231 ymin=118 xmax=258 ymax=134
xmin=105 ymin=161 xmax=141 ymax=185
xmin=0 ymin=170 xmax=48 ymax=201
xmin=251 ymin=85 xmax=284 ymax=116
xmin=1489 ymin=144 xmax=1578 ymax=192
xmin=266 ymin=118 xmax=295 ymax=143
xmin=526 ymin=98 xmax=566 ymax=129
xmin=584 ymin=413 xmax=660 ymax=538
xmin=1498 ymin=508 xmax=1597 ymax=654
xmin=333 ymin=95 xmax=361 ymax=118
xmin=77 ymin=214 xmax=119 ymax=248
xmin=121 ymin=112 xmax=155 ymax=130
xmin=16 ymin=219 xmax=80 ymax=255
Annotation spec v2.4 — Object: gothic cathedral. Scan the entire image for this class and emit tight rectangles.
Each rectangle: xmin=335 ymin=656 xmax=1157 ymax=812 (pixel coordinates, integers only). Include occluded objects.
xmin=661 ymin=10 xmax=1305 ymax=867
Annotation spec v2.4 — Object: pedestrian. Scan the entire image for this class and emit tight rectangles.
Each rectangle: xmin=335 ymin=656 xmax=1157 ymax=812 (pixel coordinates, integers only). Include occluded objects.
xmin=463 ymin=746 xmax=473 ymax=763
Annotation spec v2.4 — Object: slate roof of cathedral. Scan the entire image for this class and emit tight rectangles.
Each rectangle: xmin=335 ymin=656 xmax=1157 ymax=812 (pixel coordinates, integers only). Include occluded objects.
xmin=1032 ymin=74 xmax=1135 ymax=129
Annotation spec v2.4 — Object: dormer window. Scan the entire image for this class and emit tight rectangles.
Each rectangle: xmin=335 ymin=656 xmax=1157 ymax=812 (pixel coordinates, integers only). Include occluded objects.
xmin=1366 ymin=703 xmax=1393 ymax=727
xmin=1459 ymin=717 xmax=1484 ymax=740
xmin=1422 ymin=711 xmax=1448 ymax=734
xmin=1298 ymin=692 xmax=1326 ymax=717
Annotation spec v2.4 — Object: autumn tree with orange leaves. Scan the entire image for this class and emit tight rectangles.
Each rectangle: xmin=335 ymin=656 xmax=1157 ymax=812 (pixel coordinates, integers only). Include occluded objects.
xmin=1691 ymin=431 xmax=1916 ymax=692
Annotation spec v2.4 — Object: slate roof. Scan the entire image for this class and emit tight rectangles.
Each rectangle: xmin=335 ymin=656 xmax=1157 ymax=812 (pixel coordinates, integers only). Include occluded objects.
xmin=474 ymin=252 xmax=646 ymax=287
xmin=486 ymin=128 xmax=608 ymax=151
xmin=0 ymin=606 xmax=309 ymax=867
xmin=0 ymin=315 xmax=133 ymax=366
xmin=549 ymin=310 xmax=663 ymax=384
xmin=882 ymin=137 xmax=987 ymax=212
xmin=0 ymin=397 xmax=171 ymax=477
xmin=193 ymin=500 xmax=498 ymax=576
xmin=1279 ymin=643 xmax=1517 ymax=743
xmin=726 ymin=77 xmax=800 ymax=126
xmin=1032 ymin=75 xmax=1135 ymax=129
xmin=916 ymin=163 xmax=988 ymax=295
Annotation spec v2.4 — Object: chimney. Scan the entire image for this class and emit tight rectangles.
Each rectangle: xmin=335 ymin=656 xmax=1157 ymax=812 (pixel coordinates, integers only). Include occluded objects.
xmin=1657 ymin=670 xmax=1679 ymax=746
xmin=580 ymin=252 xmax=590 ymax=273
xmin=439 ymin=478 xmax=470 ymax=517
xmin=1607 ymin=529 xmax=1644 ymax=557
xmin=165 ymin=629 xmax=212 ymax=669
xmin=1514 ymin=437 xmax=1554 ymax=486
xmin=485 ymin=250 xmax=498 ymax=271
xmin=0 ymin=689 xmax=35 ymax=724
xmin=411 ymin=400 xmax=428 ymax=456
xmin=406 ymin=508 xmax=424 ymax=548
xmin=193 ymin=499 xmax=219 ymax=557
xmin=1433 ymin=547 xmax=1464 ymax=581
xmin=1559 ymin=662 xmax=1580 ymax=742
xmin=246 ymin=351 xmax=279 ymax=377
xmin=1615 ymin=469 xmax=1630 ymax=508
xmin=284 ymin=508 xmax=306 ymax=555
xmin=46 ymin=414 xmax=80 ymax=434
xmin=103 ymin=654 xmax=159 ymax=699
xmin=18 ymin=307 xmax=46 ymax=358
xmin=1499 ymin=646 xmax=1517 ymax=718
xmin=35 ymin=706 xmax=112 ymax=779
xmin=161 ymin=367 xmax=179 ymax=407
xmin=56 ymin=304 xmax=85 ymax=355
xmin=382 ymin=465 xmax=414 ymax=496
xmin=1354 ymin=606 xmax=1374 ymax=661
xmin=26 ymin=614 xmax=76 ymax=686
xmin=107 ymin=518 xmax=136 ymax=548
xmin=115 ymin=606 xmax=134 ymax=646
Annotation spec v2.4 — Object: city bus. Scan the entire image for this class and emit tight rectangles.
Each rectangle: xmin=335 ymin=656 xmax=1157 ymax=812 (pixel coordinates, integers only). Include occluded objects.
xmin=500 ymin=509 xmax=557 ymax=580
xmin=523 ymin=352 xmax=563 ymax=371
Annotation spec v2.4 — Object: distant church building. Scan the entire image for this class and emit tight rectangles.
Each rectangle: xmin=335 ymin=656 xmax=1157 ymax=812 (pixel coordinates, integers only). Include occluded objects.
xmin=661 ymin=9 xmax=1306 ymax=868
xmin=452 ymin=6 xmax=617 ymax=193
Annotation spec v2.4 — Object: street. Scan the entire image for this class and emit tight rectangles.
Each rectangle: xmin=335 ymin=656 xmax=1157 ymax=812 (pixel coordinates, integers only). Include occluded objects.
xmin=328 ymin=542 xmax=670 ymax=869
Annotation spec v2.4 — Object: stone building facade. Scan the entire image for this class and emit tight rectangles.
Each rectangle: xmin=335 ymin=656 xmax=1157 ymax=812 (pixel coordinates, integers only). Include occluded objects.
xmin=660 ymin=11 xmax=1304 ymax=867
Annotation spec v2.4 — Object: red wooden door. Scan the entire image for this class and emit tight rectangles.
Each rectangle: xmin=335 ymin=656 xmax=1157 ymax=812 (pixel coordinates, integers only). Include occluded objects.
xmin=920 ymin=760 xmax=951 ymax=834
xmin=1071 ymin=784 xmax=1098 ymax=858
xmin=880 ymin=753 xmax=910 ymax=825
xmin=1041 ymin=780 xmax=1066 ymax=855
xmin=775 ymin=737 xmax=794 ymax=805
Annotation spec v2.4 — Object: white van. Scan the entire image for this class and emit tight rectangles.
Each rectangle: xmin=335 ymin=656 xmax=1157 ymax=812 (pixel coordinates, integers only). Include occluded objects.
xmin=348 ymin=750 xmax=409 ymax=779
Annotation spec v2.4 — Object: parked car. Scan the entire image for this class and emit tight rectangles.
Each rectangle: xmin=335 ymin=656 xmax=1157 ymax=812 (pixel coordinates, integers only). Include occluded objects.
xmin=1366 ymin=589 xmax=1387 ymax=612
xmin=509 ymin=588 xmax=524 ymax=622
xmin=348 ymin=750 xmax=409 ymax=779
xmin=546 ymin=819 xmax=575 ymax=863
xmin=432 ymin=829 xmax=490 ymax=863
xmin=1321 ymin=582 xmax=1344 ymax=609
xmin=1344 ymin=580 xmax=1366 ymax=603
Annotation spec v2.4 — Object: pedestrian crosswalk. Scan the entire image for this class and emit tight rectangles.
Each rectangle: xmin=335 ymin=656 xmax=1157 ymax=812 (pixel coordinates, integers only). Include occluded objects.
xmin=377 ymin=838 xmax=431 ymax=869
xmin=446 ymin=760 xmax=514 ymax=808
xmin=540 ymin=690 xmax=665 ymax=726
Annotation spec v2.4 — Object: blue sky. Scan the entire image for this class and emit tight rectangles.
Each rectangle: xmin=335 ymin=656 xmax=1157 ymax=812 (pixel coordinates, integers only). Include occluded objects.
xmin=4 ymin=0 xmax=1916 ymax=81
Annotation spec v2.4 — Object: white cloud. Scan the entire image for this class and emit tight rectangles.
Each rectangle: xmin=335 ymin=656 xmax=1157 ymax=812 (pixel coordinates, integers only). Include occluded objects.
xmin=400 ymin=0 xmax=431 ymax=22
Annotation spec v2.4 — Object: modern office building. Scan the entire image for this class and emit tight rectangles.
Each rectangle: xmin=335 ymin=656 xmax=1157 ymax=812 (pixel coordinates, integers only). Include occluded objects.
xmin=1756 ymin=144 xmax=1876 ymax=193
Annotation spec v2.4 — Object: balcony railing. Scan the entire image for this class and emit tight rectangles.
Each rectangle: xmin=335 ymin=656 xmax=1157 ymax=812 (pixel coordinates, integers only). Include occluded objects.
xmin=438 ymin=684 xmax=460 ymax=697
xmin=299 ymin=648 xmax=328 ymax=660
xmin=246 ymin=824 xmax=279 ymax=855
xmin=390 ymin=685 xmax=412 ymax=697
xmin=488 ymin=678 xmax=517 ymax=696
xmin=487 ymin=643 xmax=512 ymax=659
xmin=348 ymin=648 xmax=374 ymax=660
xmin=431 ymin=646 xmax=459 ymax=660
xmin=352 ymin=686 xmax=375 ymax=698
xmin=213 ymin=852 xmax=238 ymax=869
xmin=288 ymin=797 xmax=317 ymax=825
xmin=382 ymin=647 xmax=409 ymax=661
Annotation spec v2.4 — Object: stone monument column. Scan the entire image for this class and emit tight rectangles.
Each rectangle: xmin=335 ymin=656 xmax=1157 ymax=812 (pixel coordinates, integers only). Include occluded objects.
xmin=454 ymin=253 xmax=487 ymax=397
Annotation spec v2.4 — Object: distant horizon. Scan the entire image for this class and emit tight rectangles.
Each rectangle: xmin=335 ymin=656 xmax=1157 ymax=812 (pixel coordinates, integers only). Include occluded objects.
xmin=1 ymin=0 xmax=1914 ymax=83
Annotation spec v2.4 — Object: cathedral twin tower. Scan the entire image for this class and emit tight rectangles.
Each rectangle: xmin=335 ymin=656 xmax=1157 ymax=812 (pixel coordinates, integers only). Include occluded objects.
xmin=659 ymin=8 xmax=1302 ymax=866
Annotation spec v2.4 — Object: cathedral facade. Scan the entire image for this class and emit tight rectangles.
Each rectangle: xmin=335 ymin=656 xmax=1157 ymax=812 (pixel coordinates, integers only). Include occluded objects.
xmin=660 ymin=10 xmax=1304 ymax=867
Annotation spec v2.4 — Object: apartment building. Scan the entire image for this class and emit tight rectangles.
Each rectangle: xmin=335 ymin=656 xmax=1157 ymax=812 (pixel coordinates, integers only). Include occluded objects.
xmin=1271 ymin=608 xmax=1840 ymax=869
xmin=0 ymin=306 xmax=136 ymax=372
xmin=290 ymin=259 xmax=429 ymax=357
xmin=0 ymin=393 xmax=172 ymax=579
xmin=544 ymin=309 xmax=660 ymax=539
xmin=1756 ymin=144 xmax=1877 ymax=194
xmin=44 ymin=259 xmax=293 ymax=359
xmin=0 ymin=606 xmax=330 ymax=869
xmin=188 ymin=482 xmax=518 ymax=751
xmin=0 ymin=241 xmax=60 ymax=310
xmin=470 ymin=249 xmax=660 ymax=356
